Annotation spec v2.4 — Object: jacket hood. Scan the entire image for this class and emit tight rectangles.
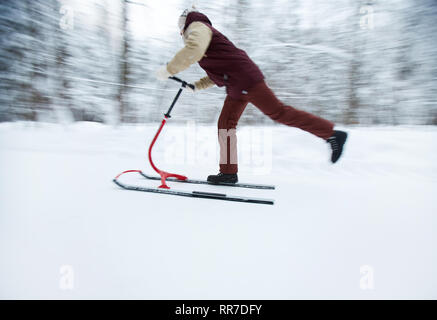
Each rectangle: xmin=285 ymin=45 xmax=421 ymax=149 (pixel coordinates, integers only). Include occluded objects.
xmin=183 ymin=12 xmax=212 ymax=31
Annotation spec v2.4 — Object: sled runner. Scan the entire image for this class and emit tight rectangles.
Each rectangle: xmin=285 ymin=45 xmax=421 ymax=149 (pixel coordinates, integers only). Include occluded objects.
xmin=139 ymin=172 xmax=275 ymax=190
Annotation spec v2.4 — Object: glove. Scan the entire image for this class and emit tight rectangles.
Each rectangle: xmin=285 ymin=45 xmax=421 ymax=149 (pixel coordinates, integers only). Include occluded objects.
xmin=183 ymin=84 xmax=196 ymax=93
xmin=155 ymin=65 xmax=172 ymax=81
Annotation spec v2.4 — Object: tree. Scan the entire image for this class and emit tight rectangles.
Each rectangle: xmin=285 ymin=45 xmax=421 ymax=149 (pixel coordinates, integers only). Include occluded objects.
xmin=117 ymin=0 xmax=130 ymax=124
xmin=344 ymin=0 xmax=365 ymax=125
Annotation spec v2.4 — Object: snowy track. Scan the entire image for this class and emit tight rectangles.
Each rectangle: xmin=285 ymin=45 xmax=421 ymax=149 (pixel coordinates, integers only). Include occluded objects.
xmin=0 ymin=122 xmax=436 ymax=299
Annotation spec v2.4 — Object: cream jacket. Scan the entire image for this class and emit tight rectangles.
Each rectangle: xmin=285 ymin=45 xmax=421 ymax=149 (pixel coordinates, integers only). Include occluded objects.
xmin=166 ymin=22 xmax=215 ymax=90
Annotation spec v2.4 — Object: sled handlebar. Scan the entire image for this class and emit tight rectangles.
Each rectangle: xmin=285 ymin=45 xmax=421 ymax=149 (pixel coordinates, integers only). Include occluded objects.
xmin=169 ymin=76 xmax=195 ymax=90
xmin=163 ymin=77 xmax=194 ymax=118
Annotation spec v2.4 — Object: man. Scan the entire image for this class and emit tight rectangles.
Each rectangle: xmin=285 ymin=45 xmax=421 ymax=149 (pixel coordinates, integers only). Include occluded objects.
xmin=156 ymin=8 xmax=348 ymax=184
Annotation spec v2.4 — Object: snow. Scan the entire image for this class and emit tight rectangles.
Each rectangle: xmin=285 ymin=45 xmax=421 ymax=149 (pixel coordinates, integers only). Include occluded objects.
xmin=0 ymin=122 xmax=436 ymax=299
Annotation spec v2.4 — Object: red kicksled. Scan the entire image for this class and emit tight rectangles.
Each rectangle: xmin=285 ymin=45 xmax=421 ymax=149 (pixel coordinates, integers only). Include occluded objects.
xmin=147 ymin=116 xmax=187 ymax=189
xmin=113 ymin=77 xmax=275 ymax=205
xmin=114 ymin=76 xmax=191 ymax=189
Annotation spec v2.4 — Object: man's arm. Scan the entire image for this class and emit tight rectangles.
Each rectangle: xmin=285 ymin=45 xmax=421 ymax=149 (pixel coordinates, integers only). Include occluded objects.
xmin=166 ymin=22 xmax=212 ymax=75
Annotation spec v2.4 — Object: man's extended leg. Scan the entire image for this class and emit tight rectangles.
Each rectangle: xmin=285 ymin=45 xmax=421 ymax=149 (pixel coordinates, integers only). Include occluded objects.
xmin=247 ymin=81 xmax=334 ymax=139
xmin=246 ymin=81 xmax=347 ymax=163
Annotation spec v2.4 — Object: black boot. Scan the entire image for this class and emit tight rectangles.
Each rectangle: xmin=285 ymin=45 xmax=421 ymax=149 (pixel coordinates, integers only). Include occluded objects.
xmin=327 ymin=130 xmax=348 ymax=163
xmin=207 ymin=172 xmax=238 ymax=184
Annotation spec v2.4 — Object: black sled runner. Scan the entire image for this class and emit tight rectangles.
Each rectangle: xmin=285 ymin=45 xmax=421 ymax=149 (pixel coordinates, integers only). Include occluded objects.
xmin=139 ymin=172 xmax=275 ymax=190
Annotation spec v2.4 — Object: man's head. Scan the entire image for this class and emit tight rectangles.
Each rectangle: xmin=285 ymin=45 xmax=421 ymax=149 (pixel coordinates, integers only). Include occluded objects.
xmin=178 ymin=8 xmax=213 ymax=35
xmin=178 ymin=7 xmax=197 ymax=33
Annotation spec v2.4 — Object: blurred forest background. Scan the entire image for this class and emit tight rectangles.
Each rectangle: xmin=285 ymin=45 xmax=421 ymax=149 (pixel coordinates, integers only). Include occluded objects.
xmin=0 ymin=0 xmax=436 ymax=126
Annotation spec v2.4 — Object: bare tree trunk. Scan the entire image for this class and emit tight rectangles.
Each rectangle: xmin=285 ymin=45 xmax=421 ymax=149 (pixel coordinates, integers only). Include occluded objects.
xmin=344 ymin=1 xmax=364 ymax=125
xmin=345 ymin=54 xmax=360 ymax=125
xmin=25 ymin=1 xmax=43 ymax=121
xmin=54 ymin=0 xmax=72 ymax=122
xmin=117 ymin=0 xmax=129 ymax=124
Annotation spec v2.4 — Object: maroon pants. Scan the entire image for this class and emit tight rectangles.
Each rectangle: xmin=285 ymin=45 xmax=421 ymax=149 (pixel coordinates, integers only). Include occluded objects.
xmin=218 ymin=81 xmax=334 ymax=174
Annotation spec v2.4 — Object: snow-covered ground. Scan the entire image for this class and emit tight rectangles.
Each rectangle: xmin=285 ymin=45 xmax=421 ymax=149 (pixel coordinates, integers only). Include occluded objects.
xmin=0 ymin=121 xmax=436 ymax=299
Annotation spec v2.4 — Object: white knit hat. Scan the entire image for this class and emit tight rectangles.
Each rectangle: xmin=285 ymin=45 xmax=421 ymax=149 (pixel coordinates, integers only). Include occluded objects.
xmin=178 ymin=6 xmax=197 ymax=31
